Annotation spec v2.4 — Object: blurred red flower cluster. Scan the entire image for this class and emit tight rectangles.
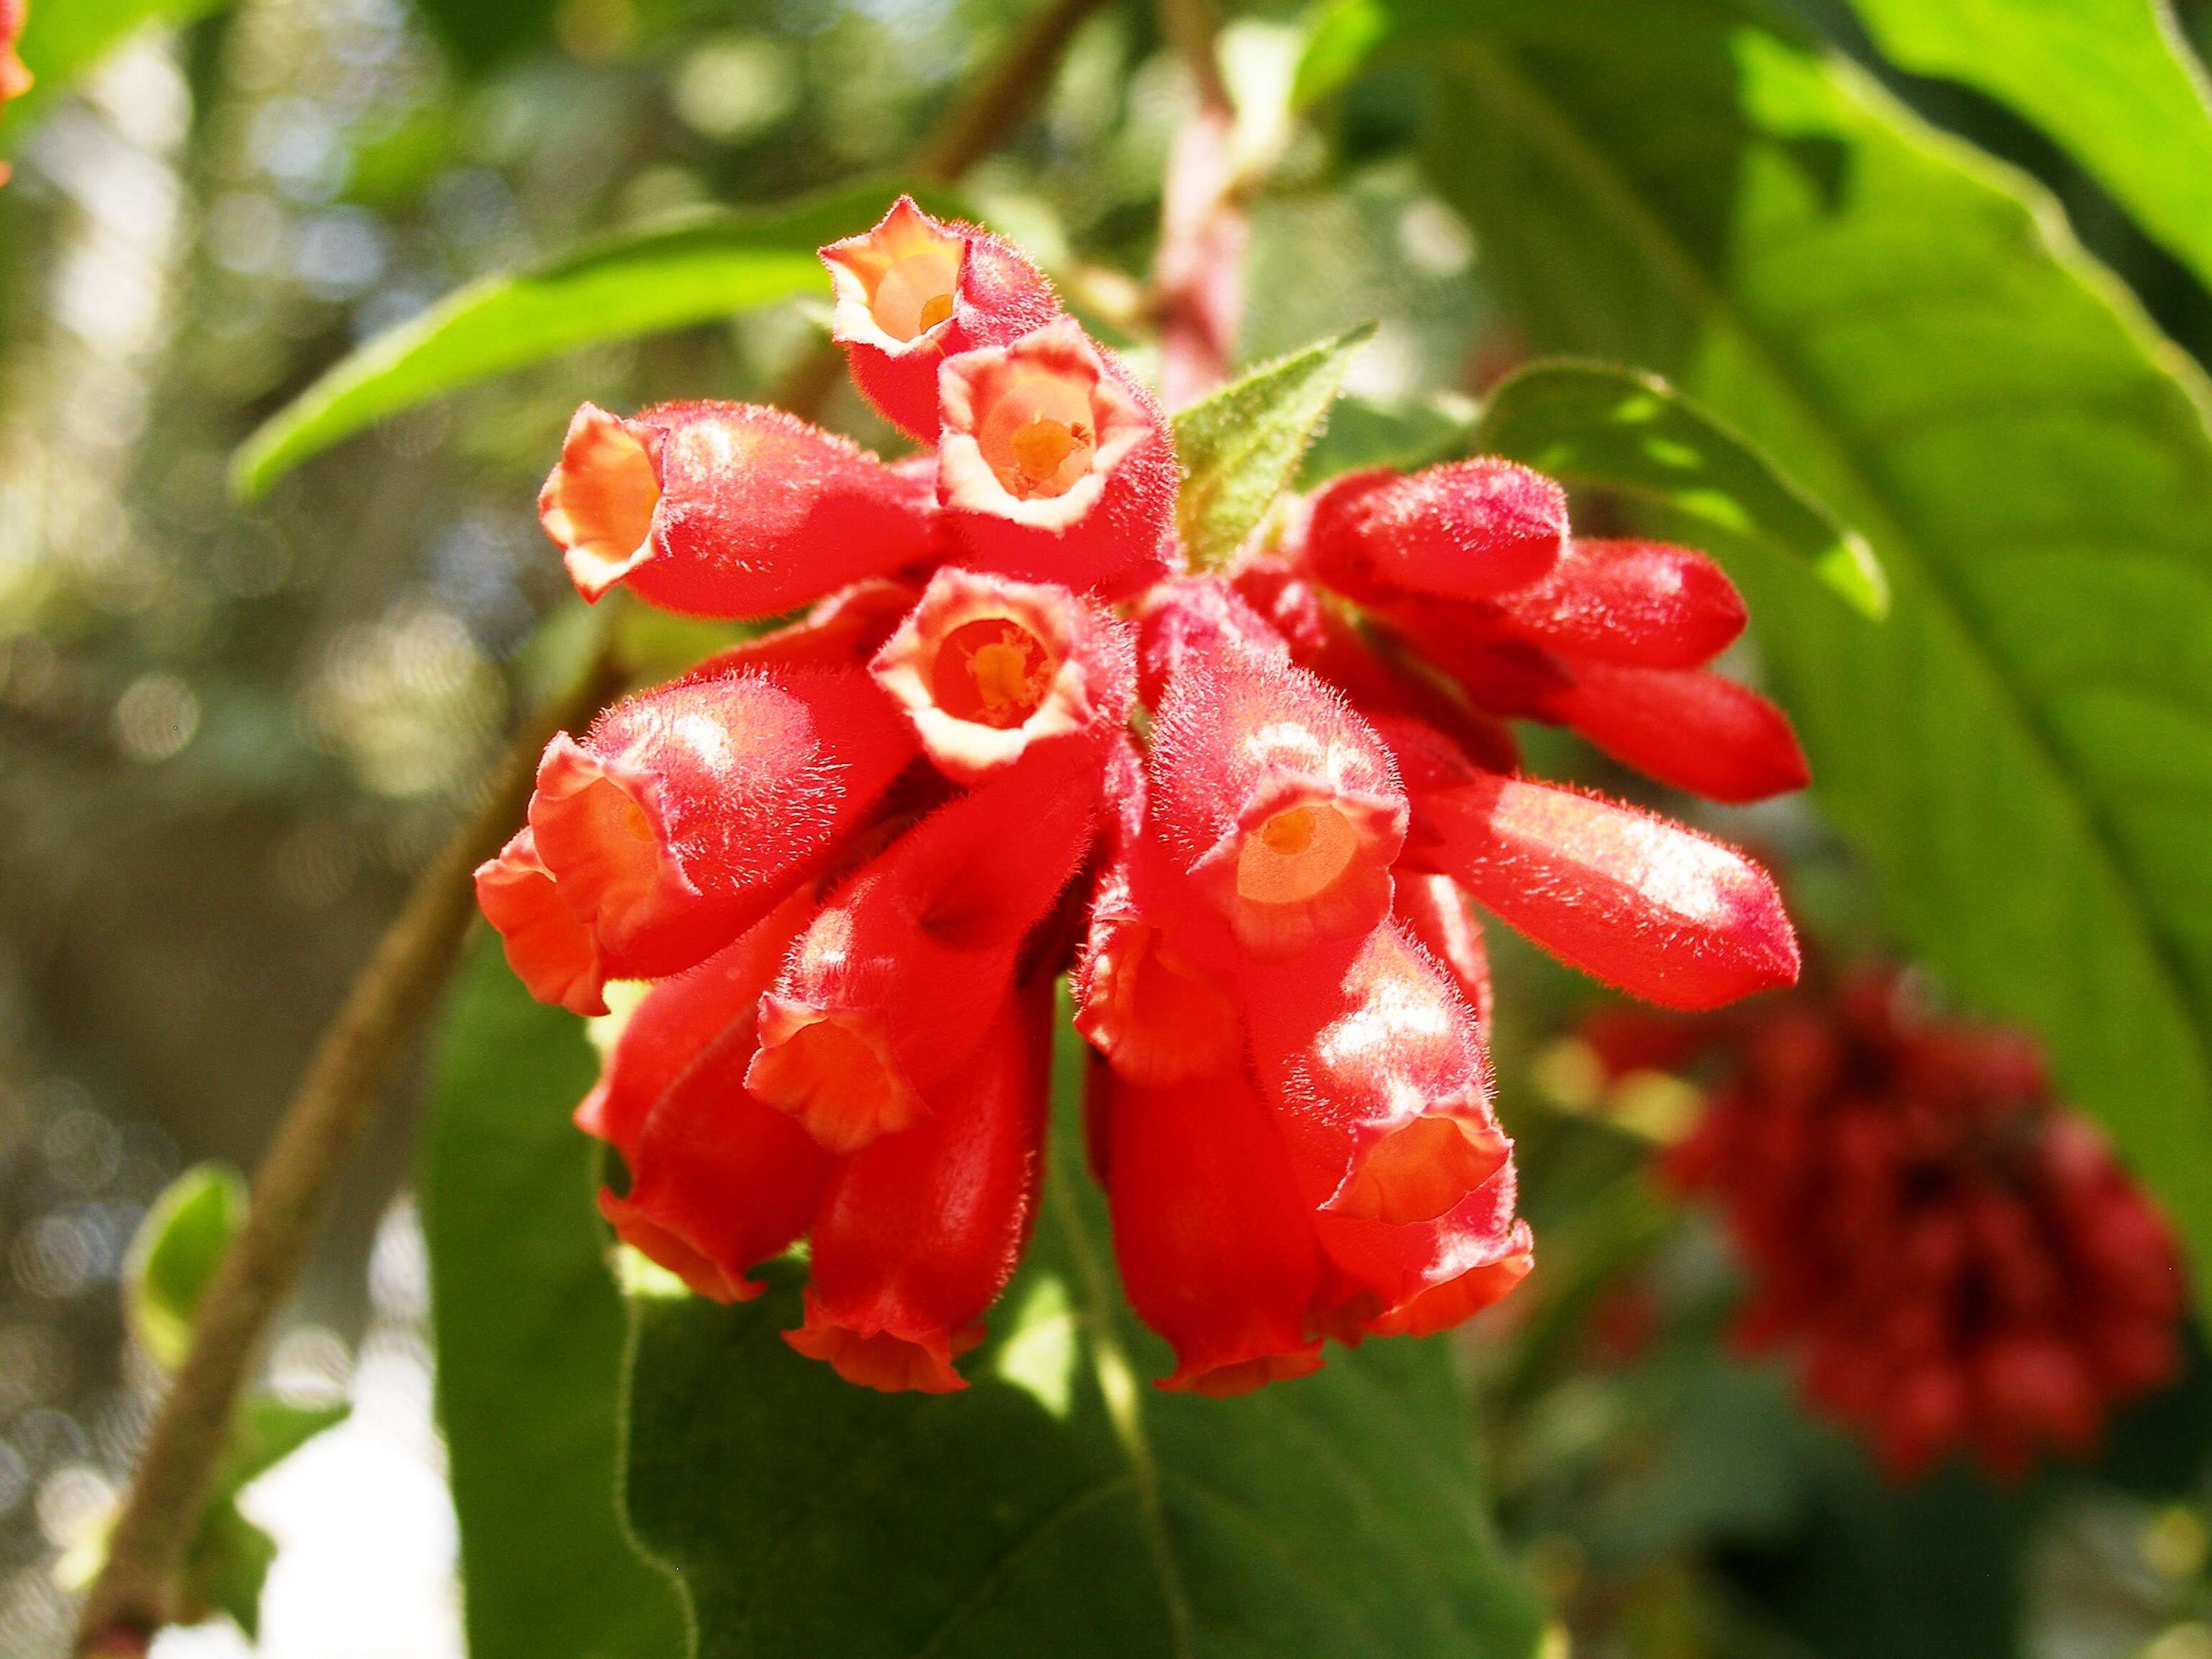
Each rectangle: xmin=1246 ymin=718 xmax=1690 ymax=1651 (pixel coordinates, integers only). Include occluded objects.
xmin=477 ymin=197 xmax=1807 ymax=1395
xmin=0 ymin=0 xmax=30 ymax=187
xmin=1652 ymin=974 xmax=2187 ymax=1478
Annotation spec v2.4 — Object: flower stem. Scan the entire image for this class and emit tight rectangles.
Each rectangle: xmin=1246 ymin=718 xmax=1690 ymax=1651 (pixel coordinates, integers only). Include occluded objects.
xmin=73 ymin=627 xmax=629 ymax=1653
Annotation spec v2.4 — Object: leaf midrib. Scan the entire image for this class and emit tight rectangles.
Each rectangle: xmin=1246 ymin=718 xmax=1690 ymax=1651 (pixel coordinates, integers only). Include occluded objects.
xmin=1043 ymin=1152 xmax=1200 ymax=1659
xmin=1449 ymin=30 xmax=2212 ymax=1094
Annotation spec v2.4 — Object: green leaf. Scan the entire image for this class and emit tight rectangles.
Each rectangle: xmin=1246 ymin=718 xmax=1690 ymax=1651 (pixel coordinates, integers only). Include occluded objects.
xmin=181 ymin=1398 xmax=347 ymax=1637
xmin=124 ymin=1162 xmax=246 ymax=1371
xmin=1473 ymin=360 xmax=1887 ymax=619
xmin=1298 ymin=390 xmax=1478 ymax=485
xmin=231 ymin=180 xmax=959 ymax=499
xmin=211 ymin=1398 xmax=350 ymax=1501
xmin=423 ymin=936 xmax=688 ymax=1659
xmin=623 ymin=999 xmax=1543 ymax=1659
xmin=1847 ymin=0 xmax=2212 ymax=302
xmin=1396 ymin=0 xmax=2212 ymax=1308
xmin=3 ymin=0 xmax=232 ymax=139
xmin=184 ymin=1503 xmax=279 ymax=1640
xmin=1292 ymin=0 xmax=1392 ymax=112
xmin=1173 ymin=322 xmax=1377 ymax=569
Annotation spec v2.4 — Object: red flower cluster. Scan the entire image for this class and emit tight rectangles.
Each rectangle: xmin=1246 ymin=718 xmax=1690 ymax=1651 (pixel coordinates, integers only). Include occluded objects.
xmin=478 ymin=197 xmax=1807 ymax=1395
xmin=1651 ymin=975 xmax=2187 ymax=1478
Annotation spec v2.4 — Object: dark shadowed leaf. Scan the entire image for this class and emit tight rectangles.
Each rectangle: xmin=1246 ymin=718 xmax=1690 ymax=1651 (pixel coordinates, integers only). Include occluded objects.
xmin=423 ymin=936 xmax=687 ymax=1659
xmin=1388 ymin=0 xmax=2212 ymax=1313
xmin=232 ymin=180 xmax=963 ymax=499
xmin=622 ymin=1003 xmax=1543 ymax=1659
xmin=1174 ymin=322 xmax=1376 ymax=568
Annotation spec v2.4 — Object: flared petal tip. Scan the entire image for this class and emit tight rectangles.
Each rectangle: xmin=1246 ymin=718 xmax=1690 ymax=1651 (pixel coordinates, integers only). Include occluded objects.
xmin=1366 ymin=1235 xmax=1534 ymax=1340
xmin=785 ymin=1301 xmax=974 ymax=1393
xmin=1326 ymin=1115 xmax=1512 ymax=1226
xmin=598 ymin=1190 xmax=762 ymax=1304
xmin=747 ymin=997 xmax=927 ymax=1154
xmin=473 ymin=830 xmax=609 ymax=1016
xmin=540 ymin=403 xmax=662 ymax=602
xmin=1161 ymin=1344 xmax=1327 ymax=1398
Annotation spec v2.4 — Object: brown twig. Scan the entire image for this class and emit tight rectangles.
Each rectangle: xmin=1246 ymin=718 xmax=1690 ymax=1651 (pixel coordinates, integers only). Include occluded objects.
xmin=72 ymin=634 xmax=627 ymax=1652
xmin=914 ymin=0 xmax=1112 ymax=183
xmin=73 ymin=1 xmax=1119 ymax=1648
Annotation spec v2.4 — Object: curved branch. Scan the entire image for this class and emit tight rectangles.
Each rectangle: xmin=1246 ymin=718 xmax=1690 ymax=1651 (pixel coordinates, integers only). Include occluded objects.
xmin=73 ymin=634 xmax=627 ymax=1653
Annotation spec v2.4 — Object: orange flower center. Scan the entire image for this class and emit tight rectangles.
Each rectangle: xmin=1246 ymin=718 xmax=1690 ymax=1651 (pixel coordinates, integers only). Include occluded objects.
xmin=1238 ymin=804 xmax=1358 ymax=905
xmin=930 ymin=617 xmax=1056 ymax=729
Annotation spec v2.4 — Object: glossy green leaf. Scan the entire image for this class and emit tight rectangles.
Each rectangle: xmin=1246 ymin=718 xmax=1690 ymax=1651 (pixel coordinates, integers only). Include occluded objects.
xmin=124 ymin=1162 xmax=246 ymax=1371
xmin=1174 ymin=321 xmax=1377 ymax=569
xmin=1292 ymin=0 xmax=1392 ymax=112
xmin=623 ymin=1001 xmax=1542 ymax=1659
xmin=1473 ymin=360 xmax=1886 ymax=618
xmin=3 ymin=0 xmax=231 ymax=138
xmin=423 ymin=936 xmax=687 ymax=1659
xmin=1847 ymin=0 xmax=2212 ymax=301
xmin=1394 ymin=0 xmax=2212 ymax=1304
xmin=232 ymin=179 xmax=958 ymax=500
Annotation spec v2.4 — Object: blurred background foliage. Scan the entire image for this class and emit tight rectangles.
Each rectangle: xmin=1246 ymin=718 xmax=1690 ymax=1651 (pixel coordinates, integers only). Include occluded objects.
xmin=2 ymin=0 xmax=2211 ymax=1654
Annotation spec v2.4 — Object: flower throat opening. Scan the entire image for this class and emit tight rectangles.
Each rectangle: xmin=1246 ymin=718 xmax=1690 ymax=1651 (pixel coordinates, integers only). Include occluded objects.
xmin=1236 ymin=803 xmax=1359 ymax=905
xmin=869 ymin=247 xmax=960 ymax=342
xmin=930 ymin=617 xmax=1056 ymax=729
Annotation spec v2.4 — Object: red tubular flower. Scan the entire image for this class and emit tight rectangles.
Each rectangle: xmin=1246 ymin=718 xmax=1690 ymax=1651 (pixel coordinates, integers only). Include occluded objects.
xmin=678 ymin=577 xmax=920 ymax=682
xmin=539 ymin=400 xmax=938 ymax=616
xmin=1150 ymin=644 xmax=1408 ymax=960
xmin=1134 ymin=575 xmax=1290 ymax=708
xmin=786 ymin=988 xmax=1050 ymax=1393
xmin=1385 ymin=716 xmax=1798 ymax=1010
xmin=1490 ymin=539 xmax=1746 ymax=667
xmin=586 ymin=896 xmax=833 ymax=1303
xmin=1095 ymin=1064 xmax=1326 ymax=1395
xmin=869 ymin=567 xmax=1135 ymax=783
xmin=1393 ymin=620 xmax=1809 ymax=804
xmin=487 ymin=200 xmax=1833 ymax=1395
xmin=485 ymin=668 xmax=914 ymax=1013
xmin=936 ymin=318 xmax=1178 ymax=594
xmin=1074 ymin=854 xmax=1244 ymax=1086
xmin=1659 ymin=973 xmax=2187 ymax=1480
xmin=820 ymin=195 xmax=1062 ymax=443
xmin=1391 ymin=872 xmax=1494 ymax=1033
xmin=1542 ymin=659 xmax=1809 ymax=804
xmin=1245 ymin=922 xmax=1507 ymax=1226
xmin=572 ymin=886 xmax=817 ymax=1159
xmin=1304 ymin=459 xmax=1567 ymax=603
xmin=746 ymin=752 xmax=1097 ymax=1153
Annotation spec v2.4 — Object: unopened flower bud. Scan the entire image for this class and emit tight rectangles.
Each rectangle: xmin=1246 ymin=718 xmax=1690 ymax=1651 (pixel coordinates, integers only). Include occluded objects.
xmin=1305 ymin=459 xmax=1567 ymax=603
